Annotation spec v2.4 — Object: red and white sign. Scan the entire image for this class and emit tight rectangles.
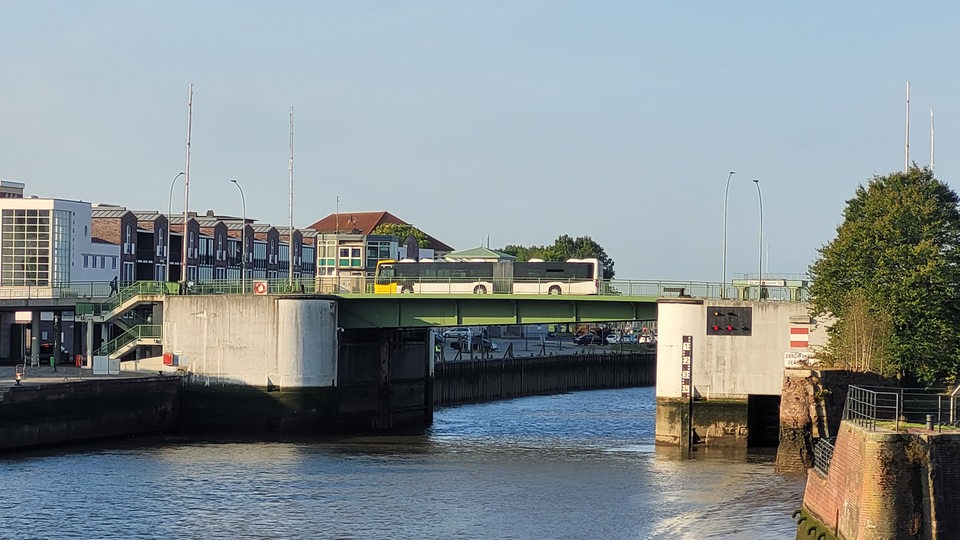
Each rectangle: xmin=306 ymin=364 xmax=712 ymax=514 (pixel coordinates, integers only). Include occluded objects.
xmin=253 ymin=280 xmax=268 ymax=295
xmin=790 ymin=326 xmax=809 ymax=348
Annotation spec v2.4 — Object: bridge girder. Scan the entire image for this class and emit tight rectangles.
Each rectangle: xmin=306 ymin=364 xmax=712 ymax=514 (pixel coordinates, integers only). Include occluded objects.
xmin=336 ymin=295 xmax=659 ymax=329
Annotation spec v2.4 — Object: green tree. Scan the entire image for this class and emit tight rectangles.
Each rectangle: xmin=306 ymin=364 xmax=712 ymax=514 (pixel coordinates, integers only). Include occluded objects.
xmin=808 ymin=167 xmax=960 ymax=384
xmin=500 ymin=235 xmax=615 ymax=278
xmin=371 ymin=223 xmax=431 ymax=248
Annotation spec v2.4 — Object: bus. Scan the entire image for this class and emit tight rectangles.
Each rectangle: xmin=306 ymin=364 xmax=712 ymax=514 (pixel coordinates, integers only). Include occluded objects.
xmin=373 ymin=258 xmax=601 ymax=295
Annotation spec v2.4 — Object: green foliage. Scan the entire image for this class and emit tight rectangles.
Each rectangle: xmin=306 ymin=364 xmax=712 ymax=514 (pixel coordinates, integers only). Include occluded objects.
xmin=371 ymin=223 xmax=431 ymax=248
xmin=499 ymin=234 xmax=615 ymax=278
xmin=808 ymin=167 xmax=960 ymax=384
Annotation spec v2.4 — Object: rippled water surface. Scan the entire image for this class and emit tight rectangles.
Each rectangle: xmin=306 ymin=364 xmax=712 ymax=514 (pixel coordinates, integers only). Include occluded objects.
xmin=1 ymin=387 xmax=805 ymax=539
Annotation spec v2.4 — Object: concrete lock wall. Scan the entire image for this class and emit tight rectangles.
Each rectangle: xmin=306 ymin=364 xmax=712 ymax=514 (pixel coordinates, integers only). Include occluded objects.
xmin=655 ymin=298 xmax=828 ymax=446
xmin=0 ymin=377 xmax=180 ymax=451
xmin=276 ymin=299 xmax=338 ymax=388
xmin=163 ymin=295 xmax=338 ymax=389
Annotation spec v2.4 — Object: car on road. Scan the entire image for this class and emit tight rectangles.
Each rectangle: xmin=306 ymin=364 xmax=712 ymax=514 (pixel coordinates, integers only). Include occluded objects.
xmin=450 ymin=337 xmax=499 ymax=352
xmin=442 ymin=327 xmax=472 ymax=340
xmin=605 ymin=334 xmax=622 ymax=344
xmin=573 ymin=333 xmax=604 ymax=346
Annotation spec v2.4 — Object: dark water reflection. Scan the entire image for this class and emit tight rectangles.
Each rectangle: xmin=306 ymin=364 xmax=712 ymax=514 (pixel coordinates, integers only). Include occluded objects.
xmin=1 ymin=387 xmax=805 ymax=539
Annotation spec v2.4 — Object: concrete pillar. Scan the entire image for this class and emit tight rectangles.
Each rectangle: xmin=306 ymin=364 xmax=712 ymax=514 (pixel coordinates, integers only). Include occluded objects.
xmin=86 ymin=319 xmax=94 ymax=367
xmin=30 ymin=311 xmax=40 ymax=367
xmin=275 ymin=299 xmax=337 ymax=388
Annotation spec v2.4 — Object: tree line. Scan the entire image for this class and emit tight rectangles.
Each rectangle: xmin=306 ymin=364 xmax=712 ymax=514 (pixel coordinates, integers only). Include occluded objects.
xmin=809 ymin=166 xmax=960 ymax=385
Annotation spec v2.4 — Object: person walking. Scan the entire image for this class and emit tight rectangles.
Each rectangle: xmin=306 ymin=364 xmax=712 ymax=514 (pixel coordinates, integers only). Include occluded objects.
xmin=109 ymin=276 xmax=119 ymax=296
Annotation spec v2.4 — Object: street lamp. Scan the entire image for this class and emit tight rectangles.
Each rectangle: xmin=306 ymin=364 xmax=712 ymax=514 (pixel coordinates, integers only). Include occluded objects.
xmin=166 ymin=172 xmax=185 ymax=282
xmin=230 ymin=179 xmax=246 ymax=293
xmin=721 ymin=171 xmax=735 ymax=297
xmin=753 ymin=179 xmax=763 ymax=299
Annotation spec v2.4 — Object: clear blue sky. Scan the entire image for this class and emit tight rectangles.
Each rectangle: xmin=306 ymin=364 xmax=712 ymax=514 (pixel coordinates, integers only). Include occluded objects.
xmin=2 ymin=1 xmax=956 ymax=281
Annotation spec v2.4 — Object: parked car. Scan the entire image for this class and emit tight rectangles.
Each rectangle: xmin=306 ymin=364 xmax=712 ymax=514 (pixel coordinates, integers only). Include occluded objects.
xmin=573 ymin=333 xmax=604 ymax=346
xmin=605 ymin=334 xmax=622 ymax=344
xmin=450 ymin=337 xmax=499 ymax=352
xmin=36 ymin=342 xmax=71 ymax=363
xmin=442 ymin=327 xmax=472 ymax=340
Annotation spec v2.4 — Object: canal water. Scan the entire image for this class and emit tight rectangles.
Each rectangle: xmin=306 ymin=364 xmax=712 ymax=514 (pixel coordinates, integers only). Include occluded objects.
xmin=1 ymin=387 xmax=805 ymax=539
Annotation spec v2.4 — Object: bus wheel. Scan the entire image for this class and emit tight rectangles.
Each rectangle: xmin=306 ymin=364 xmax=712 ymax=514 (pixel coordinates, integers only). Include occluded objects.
xmin=473 ymin=285 xmax=487 ymax=294
xmin=548 ymin=286 xmax=562 ymax=295
xmin=401 ymin=285 xmax=413 ymax=294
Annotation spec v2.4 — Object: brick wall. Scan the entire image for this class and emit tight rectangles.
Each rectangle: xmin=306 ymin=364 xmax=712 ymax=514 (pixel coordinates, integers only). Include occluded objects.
xmin=800 ymin=421 xmax=960 ymax=539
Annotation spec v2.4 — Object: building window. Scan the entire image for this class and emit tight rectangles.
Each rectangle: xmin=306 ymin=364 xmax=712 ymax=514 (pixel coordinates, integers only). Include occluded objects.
xmin=125 ymin=224 xmax=133 ymax=255
xmin=1 ymin=209 xmax=57 ymax=286
xmin=366 ymin=240 xmax=394 ymax=268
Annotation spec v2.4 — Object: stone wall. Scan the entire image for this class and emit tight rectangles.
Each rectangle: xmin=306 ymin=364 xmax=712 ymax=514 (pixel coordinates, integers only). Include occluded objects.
xmin=775 ymin=369 xmax=892 ymax=473
xmin=0 ymin=376 xmax=179 ymax=451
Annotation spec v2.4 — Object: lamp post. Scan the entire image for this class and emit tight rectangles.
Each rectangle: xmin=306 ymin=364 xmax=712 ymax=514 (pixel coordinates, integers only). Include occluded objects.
xmin=166 ymin=172 xmax=185 ymax=282
xmin=721 ymin=171 xmax=735 ymax=297
xmin=753 ymin=179 xmax=763 ymax=299
xmin=230 ymin=179 xmax=247 ymax=293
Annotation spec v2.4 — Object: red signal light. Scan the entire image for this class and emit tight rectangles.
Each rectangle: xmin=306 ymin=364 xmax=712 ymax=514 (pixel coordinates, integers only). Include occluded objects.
xmin=726 ymin=325 xmax=734 ymax=331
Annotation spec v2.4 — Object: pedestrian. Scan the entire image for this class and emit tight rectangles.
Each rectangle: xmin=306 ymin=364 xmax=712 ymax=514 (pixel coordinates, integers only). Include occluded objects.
xmin=109 ymin=276 xmax=119 ymax=296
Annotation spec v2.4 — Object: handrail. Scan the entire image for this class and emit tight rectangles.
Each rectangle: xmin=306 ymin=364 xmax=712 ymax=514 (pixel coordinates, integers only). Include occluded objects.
xmin=844 ymin=385 xmax=956 ymax=432
xmin=813 ymin=437 xmax=836 ymax=476
xmin=0 ymin=276 xmax=810 ymax=302
xmin=95 ymin=324 xmax=162 ymax=357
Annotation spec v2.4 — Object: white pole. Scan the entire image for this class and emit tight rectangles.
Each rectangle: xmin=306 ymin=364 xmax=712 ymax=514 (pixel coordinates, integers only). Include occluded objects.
xmin=231 ymin=179 xmax=246 ymax=293
xmin=753 ymin=179 xmax=763 ymax=299
xmin=905 ymin=81 xmax=910 ymax=173
xmin=721 ymin=171 xmax=735 ymax=298
xmin=166 ymin=172 xmax=184 ymax=282
xmin=289 ymin=107 xmax=295 ymax=287
xmin=930 ymin=107 xmax=935 ymax=172
xmin=181 ymin=83 xmax=193 ymax=285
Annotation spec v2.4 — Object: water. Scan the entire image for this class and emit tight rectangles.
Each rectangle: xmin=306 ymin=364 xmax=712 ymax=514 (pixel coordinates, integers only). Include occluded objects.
xmin=0 ymin=387 xmax=806 ymax=539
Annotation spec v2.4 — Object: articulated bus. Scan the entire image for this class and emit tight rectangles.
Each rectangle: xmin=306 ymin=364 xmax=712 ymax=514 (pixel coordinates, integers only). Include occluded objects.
xmin=373 ymin=258 xmax=601 ymax=295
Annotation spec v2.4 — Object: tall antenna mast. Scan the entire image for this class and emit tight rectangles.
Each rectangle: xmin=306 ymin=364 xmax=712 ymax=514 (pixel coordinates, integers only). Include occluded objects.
xmin=288 ymin=106 xmax=295 ymax=287
xmin=181 ymin=83 xmax=193 ymax=284
xmin=904 ymin=81 xmax=910 ymax=173
xmin=930 ymin=107 xmax=935 ymax=172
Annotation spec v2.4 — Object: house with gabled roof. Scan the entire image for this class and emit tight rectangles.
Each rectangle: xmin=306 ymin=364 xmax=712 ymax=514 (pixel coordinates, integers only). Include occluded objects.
xmin=307 ymin=211 xmax=454 ymax=253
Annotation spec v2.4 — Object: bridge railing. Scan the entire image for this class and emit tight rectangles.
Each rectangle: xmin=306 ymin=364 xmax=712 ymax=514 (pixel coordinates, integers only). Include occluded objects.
xmin=0 ymin=276 xmax=809 ymax=302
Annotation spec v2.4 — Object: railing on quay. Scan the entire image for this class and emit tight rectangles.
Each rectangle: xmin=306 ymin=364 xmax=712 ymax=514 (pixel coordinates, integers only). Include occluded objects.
xmin=843 ymin=385 xmax=958 ymax=433
xmin=813 ymin=437 xmax=836 ymax=477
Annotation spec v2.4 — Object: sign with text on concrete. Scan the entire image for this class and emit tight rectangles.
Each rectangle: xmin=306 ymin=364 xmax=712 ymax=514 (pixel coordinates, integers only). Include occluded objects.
xmin=681 ymin=335 xmax=692 ymax=398
xmin=784 ymin=351 xmax=817 ymax=367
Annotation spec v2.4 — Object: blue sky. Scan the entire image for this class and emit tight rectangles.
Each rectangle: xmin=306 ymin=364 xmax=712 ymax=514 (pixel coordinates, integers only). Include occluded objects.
xmin=2 ymin=1 xmax=957 ymax=281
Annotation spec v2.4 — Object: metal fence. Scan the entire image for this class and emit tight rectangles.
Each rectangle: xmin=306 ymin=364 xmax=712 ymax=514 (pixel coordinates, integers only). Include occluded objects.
xmin=843 ymin=385 xmax=958 ymax=432
xmin=813 ymin=437 xmax=836 ymax=476
xmin=0 ymin=275 xmax=811 ymax=303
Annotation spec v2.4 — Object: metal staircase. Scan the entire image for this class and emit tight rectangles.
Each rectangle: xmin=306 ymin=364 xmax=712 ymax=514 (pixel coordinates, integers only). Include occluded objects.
xmin=77 ymin=281 xmax=173 ymax=359
xmin=94 ymin=324 xmax=163 ymax=358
